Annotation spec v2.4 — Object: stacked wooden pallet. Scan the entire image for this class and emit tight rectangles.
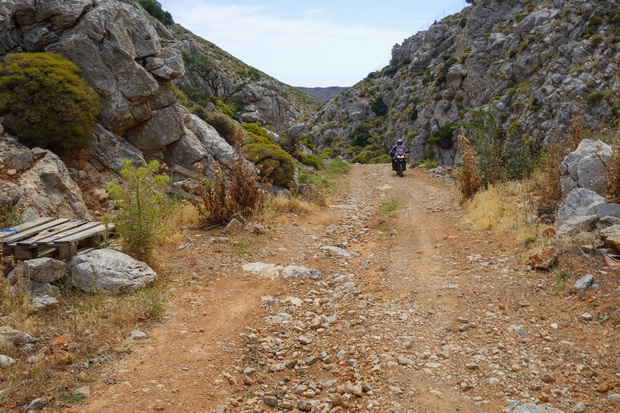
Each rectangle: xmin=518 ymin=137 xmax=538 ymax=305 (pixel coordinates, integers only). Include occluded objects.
xmin=0 ymin=217 xmax=113 ymax=260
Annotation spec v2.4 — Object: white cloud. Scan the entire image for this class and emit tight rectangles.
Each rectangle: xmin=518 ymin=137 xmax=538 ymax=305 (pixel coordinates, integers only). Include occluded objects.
xmin=164 ymin=2 xmax=412 ymax=86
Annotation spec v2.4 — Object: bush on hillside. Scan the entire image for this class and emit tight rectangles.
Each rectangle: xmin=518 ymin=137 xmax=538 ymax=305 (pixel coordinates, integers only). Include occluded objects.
xmin=138 ymin=0 xmax=174 ymax=25
xmin=243 ymin=123 xmax=274 ymax=144
xmin=206 ymin=112 xmax=244 ymax=146
xmin=244 ymin=142 xmax=296 ymax=188
xmin=292 ymin=149 xmax=324 ymax=170
xmin=0 ymin=52 xmax=100 ymax=152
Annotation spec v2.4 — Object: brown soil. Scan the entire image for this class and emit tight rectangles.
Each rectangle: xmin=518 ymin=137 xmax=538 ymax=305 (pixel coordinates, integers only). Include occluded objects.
xmin=66 ymin=164 xmax=619 ymax=413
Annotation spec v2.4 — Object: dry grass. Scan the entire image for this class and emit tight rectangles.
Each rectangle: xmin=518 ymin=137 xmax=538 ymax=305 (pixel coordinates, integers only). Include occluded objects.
xmin=606 ymin=144 xmax=620 ymax=202
xmin=258 ymin=194 xmax=317 ymax=225
xmin=0 ymin=262 xmax=170 ymax=408
xmin=464 ymin=180 xmax=536 ymax=237
xmin=156 ymin=202 xmax=200 ymax=246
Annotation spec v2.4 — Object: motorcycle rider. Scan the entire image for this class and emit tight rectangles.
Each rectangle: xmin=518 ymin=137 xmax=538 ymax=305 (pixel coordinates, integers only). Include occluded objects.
xmin=389 ymin=139 xmax=409 ymax=171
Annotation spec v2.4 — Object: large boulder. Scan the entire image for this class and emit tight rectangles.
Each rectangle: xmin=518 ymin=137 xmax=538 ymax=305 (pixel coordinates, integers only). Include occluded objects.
xmin=7 ymin=258 xmax=66 ymax=284
xmin=15 ymin=150 xmax=91 ymax=220
xmin=556 ymin=188 xmax=605 ymax=227
xmin=559 ymin=139 xmax=612 ymax=196
xmin=67 ymin=249 xmax=157 ymax=295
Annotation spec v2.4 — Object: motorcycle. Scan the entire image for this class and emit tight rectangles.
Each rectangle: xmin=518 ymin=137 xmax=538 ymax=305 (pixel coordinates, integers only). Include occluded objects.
xmin=392 ymin=146 xmax=408 ymax=177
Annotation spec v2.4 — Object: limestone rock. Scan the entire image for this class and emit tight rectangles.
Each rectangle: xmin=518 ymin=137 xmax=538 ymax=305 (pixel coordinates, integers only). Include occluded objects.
xmin=282 ymin=266 xmax=323 ymax=279
xmin=599 ymin=225 xmax=620 ymax=251
xmin=8 ymin=258 xmax=66 ymax=284
xmin=0 ymin=326 xmax=37 ymax=346
xmin=90 ymin=124 xmax=146 ymax=172
xmin=556 ymin=188 xmax=605 ymax=226
xmin=15 ymin=150 xmax=91 ymax=220
xmin=67 ymin=249 xmax=157 ymax=295
xmin=573 ymin=274 xmax=594 ymax=293
xmin=560 ymin=139 xmax=611 ymax=196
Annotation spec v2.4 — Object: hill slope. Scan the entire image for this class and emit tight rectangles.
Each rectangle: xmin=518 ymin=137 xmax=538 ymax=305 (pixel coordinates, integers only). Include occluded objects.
xmin=293 ymin=0 xmax=620 ymax=164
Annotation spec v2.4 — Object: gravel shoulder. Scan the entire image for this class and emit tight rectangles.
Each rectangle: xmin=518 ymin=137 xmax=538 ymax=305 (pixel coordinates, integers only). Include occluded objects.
xmin=71 ymin=164 xmax=620 ymax=413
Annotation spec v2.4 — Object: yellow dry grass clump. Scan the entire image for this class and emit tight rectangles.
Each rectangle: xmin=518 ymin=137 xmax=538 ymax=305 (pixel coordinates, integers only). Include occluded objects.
xmin=464 ymin=180 xmax=536 ymax=236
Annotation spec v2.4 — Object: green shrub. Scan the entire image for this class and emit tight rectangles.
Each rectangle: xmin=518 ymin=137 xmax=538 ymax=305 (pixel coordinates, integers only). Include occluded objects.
xmin=244 ymin=143 xmax=296 ymax=188
xmin=138 ymin=0 xmax=174 ymax=25
xmin=428 ymin=124 xmax=458 ymax=149
xmin=293 ymin=150 xmax=324 ymax=170
xmin=588 ymin=15 xmax=604 ymax=26
xmin=421 ymin=159 xmax=440 ymax=169
xmin=587 ymin=90 xmax=611 ymax=103
xmin=352 ymin=155 xmax=368 ymax=164
xmin=243 ymin=123 xmax=274 ymax=144
xmin=369 ymin=154 xmax=392 ymax=164
xmin=107 ymin=159 xmax=171 ymax=260
xmin=206 ymin=112 xmax=244 ymax=146
xmin=0 ymin=52 xmax=100 ymax=152
xmin=325 ymin=159 xmax=351 ymax=175
xmin=371 ymin=97 xmax=389 ymax=116
xmin=463 ymin=108 xmax=539 ymax=186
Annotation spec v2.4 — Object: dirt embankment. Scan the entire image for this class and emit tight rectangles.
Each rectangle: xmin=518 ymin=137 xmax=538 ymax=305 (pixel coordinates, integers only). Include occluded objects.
xmin=71 ymin=164 xmax=620 ymax=413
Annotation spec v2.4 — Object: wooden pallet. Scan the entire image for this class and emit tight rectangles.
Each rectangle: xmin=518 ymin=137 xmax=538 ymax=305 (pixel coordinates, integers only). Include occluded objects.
xmin=0 ymin=218 xmax=114 ymax=260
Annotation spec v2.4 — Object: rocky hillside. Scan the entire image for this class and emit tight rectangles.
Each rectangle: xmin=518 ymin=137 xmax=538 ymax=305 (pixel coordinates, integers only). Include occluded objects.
xmin=171 ymin=25 xmax=320 ymax=129
xmin=293 ymin=0 xmax=620 ymax=164
xmin=0 ymin=0 xmax=317 ymax=218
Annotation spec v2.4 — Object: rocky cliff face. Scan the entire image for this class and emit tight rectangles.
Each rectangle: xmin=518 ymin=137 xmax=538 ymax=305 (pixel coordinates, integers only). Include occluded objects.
xmin=294 ymin=0 xmax=620 ymax=164
xmin=0 ymin=0 xmax=311 ymax=218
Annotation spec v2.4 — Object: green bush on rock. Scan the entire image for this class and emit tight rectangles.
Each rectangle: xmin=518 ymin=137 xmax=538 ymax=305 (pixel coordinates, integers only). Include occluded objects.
xmin=0 ymin=52 xmax=100 ymax=152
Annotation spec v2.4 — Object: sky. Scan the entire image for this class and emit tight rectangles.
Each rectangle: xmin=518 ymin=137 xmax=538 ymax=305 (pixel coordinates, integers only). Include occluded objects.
xmin=156 ymin=0 xmax=469 ymax=87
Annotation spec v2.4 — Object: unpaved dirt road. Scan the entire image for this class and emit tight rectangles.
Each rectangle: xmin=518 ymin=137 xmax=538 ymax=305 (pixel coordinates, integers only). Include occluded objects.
xmin=71 ymin=164 xmax=620 ymax=412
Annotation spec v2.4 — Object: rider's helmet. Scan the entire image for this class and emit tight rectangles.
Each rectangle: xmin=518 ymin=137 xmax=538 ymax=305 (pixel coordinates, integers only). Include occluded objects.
xmin=396 ymin=139 xmax=403 ymax=145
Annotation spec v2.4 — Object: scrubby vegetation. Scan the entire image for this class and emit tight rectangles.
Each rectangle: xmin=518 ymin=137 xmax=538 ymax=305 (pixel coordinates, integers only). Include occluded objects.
xmin=191 ymin=157 xmax=269 ymax=227
xmin=138 ymin=0 xmax=174 ymax=25
xmin=0 ymin=52 xmax=100 ymax=152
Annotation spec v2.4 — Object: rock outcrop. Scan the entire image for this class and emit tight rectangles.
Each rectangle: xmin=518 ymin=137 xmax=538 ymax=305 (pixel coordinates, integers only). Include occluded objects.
xmin=172 ymin=34 xmax=318 ymax=130
xmin=0 ymin=0 xmax=251 ymax=218
xmin=0 ymin=137 xmax=91 ymax=219
xmin=294 ymin=0 xmax=620 ymax=164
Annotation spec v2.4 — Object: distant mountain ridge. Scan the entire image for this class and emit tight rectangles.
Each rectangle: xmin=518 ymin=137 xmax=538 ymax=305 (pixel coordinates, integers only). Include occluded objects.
xmin=295 ymin=86 xmax=347 ymax=103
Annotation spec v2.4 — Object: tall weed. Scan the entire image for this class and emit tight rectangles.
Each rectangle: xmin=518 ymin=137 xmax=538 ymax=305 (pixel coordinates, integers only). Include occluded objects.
xmin=191 ymin=157 xmax=269 ymax=227
xmin=457 ymin=135 xmax=482 ymax=202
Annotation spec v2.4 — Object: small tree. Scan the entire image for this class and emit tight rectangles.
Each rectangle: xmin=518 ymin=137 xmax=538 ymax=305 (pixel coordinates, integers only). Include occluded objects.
xmin=0 ymin=52 xmax=100 ymax=151
xmin=108 ymin=159 xmax=170 ymax=260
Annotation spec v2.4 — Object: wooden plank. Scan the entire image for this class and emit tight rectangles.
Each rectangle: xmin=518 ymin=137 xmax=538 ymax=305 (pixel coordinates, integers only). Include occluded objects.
xmin=167 ymin=186 xmax=202 ymax=202
xmin=16 ymin=220 xmax=88 ymax=246
xmin=30 ymin=221 xmax=101 ymax=245
xmin=58 ymin=243 xmax=77 ymax=260
xmin=52 ymin=223 xmax=114 ymax=244
xmin=172 ymin=164 xmax=202 ymax=180
xmin=2 ymin=218 xmax=70 ymax=244
xmin=0 ymin=217 xmax=56 ymax=240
